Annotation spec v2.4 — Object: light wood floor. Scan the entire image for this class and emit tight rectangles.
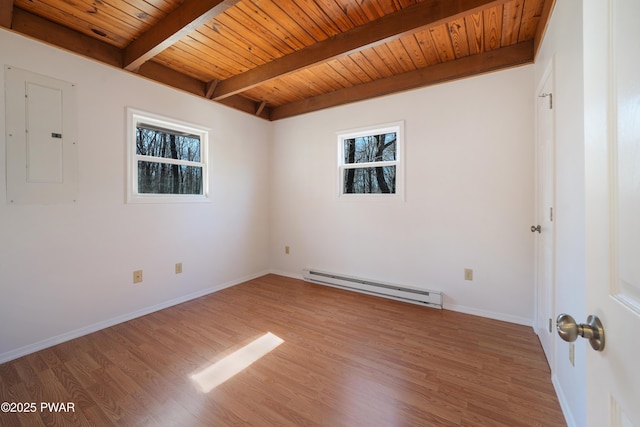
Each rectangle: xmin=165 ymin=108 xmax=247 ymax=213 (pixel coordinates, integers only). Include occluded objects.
xmin=0 ymin=274 xmax=566 ymax=426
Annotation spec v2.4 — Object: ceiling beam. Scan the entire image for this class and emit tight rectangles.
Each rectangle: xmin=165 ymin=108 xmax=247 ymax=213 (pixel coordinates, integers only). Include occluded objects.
xmin=10 ymin=8 xmax=122 ymax=67
xmin=123 ymin=0 xmax=240 ymax=71
xmin=256 ymin=101 xmax=268 ymax=116
xmin=212 ymin=0 xmax=510 ymax=101
xmin=136 ymin=61 xmax=270 ymax=119
xmin=0 ymin=0 xmax=14 ymax=28
xmin=205 ymin=79 xmax=220 ymax=99
xmin=137 ymin=61 xmax=206 ymax=97
xmin=218 ymin=96 xmax=271 ymax=120
xmin=269 ymin=41 xmax=534 ymax=121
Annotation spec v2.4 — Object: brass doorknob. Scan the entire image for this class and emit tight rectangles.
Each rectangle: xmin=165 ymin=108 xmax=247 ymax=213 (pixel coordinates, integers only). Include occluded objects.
xmin=556 ymin=313 xmax=605 ymax=351
xmin=531 ymin=225 xmax=541 ymax=233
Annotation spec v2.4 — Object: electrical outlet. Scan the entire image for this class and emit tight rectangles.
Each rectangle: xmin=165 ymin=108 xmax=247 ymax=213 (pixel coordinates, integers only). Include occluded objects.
xmin=569 ymin=342 xmax=575 ymax=366
xmin=175 ymin=262 xmax=182 ymax=274
xmin=133 ymin=270 xmax=143 ymax=284
xmin=285 ymin=246 xmax=290 ymax=254
xmin=464 ymin=268 xmax=473 ymax=281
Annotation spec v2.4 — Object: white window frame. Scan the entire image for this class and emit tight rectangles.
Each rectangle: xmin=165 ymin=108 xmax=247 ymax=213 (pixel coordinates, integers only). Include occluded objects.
xmin=126 ymin=107 xmax=210 ymax=203
xmin=337 ymin=121 xmax=404 ymax=201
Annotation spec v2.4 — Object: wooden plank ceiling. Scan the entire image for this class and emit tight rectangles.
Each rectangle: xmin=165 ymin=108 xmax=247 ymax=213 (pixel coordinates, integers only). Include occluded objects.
xmin=1 ymin=0 xmax=555 ymax=120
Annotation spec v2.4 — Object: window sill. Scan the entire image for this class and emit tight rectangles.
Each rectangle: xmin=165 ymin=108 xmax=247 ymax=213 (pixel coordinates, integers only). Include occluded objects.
xmin=126 ymin=193 xmax=211 ymax=204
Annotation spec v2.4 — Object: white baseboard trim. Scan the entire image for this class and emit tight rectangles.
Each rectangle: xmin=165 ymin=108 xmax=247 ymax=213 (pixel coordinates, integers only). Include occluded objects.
xmin=434 ymin=303 xmax=532 ymax=327
xmin=552 ymin=373 xmax=577 ymax=427
xmin=267 ymin=269 xmax=303 ymax=280
xmin=0 ymin=270 xmax=269 ymax=364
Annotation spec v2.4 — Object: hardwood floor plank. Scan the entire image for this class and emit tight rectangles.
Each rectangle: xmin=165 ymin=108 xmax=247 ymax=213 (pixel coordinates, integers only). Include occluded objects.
xmin=33 ymin=369 xmax=89 ymax=426
xmin=0 ymin=274 xmax=565 ymax=426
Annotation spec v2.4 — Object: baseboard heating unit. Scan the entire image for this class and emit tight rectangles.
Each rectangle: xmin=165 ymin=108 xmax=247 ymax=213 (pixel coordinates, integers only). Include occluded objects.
xmin=302 ymin=268 xmax=442 ymax=309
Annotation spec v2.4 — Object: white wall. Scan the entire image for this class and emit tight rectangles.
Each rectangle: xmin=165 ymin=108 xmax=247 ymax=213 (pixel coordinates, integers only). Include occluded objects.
xmin=0 ymin=30 xmax=271 ymax=362
xmin=270 ymin=66 xmax=536 ymax=325
xmin=534 ymin=1 xmax=587 ymax=426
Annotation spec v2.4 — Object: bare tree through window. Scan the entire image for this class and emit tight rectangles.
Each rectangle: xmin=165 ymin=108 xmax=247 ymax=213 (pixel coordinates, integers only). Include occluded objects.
xmin=136 ymin=124 xmax=203 ymax=195
xmin=343 ymin=132 xmax=397 ymax=194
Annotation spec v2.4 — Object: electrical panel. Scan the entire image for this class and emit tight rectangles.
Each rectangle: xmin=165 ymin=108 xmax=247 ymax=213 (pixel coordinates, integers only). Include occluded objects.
xmin=5 ymin=65 xmax=78 ymax=204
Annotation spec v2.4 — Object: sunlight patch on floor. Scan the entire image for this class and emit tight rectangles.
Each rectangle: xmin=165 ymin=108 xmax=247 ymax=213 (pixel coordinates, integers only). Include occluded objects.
xmin=190 ymin=332 xmax=284 ymax=393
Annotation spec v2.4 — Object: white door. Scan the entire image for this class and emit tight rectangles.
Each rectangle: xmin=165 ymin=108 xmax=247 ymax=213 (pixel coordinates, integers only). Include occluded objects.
xmin=583 ymin=0 xmax=640 ymax=425
xmin=534 ymin=66 xmax=555 ymax=367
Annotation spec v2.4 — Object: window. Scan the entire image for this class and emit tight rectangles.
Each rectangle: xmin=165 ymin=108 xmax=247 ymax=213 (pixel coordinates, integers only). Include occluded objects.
xmin=337 ymin=121 xmax=404 ymax=199
xmin=126 ymin=108 xmax=209 ymax=203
